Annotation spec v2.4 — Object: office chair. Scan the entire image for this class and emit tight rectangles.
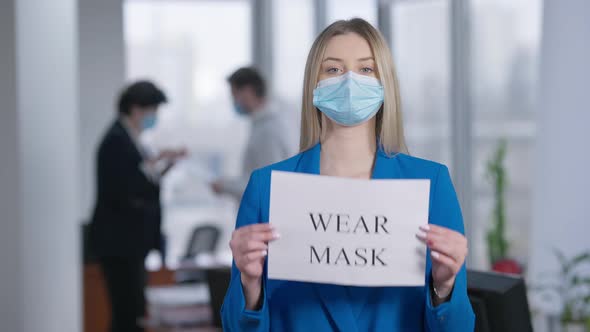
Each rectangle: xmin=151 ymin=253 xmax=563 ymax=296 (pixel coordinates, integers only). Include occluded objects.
xmin=176 ymin=224 xmax=221 ymax=284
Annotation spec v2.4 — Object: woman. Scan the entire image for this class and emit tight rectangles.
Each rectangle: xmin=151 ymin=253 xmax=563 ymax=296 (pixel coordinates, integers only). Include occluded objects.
xmin=221 ymin=18 xmax=475 ymax=331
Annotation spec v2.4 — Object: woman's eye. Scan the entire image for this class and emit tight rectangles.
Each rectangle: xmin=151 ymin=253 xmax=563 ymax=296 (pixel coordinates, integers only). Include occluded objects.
xmin=360 ymin=67 xmax=374 ymax=73
xmin=326 ymin=67 xmax=341 ymax=74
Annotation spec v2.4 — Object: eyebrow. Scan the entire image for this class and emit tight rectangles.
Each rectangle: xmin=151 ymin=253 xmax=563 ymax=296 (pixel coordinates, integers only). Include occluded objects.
xmin=322 ymin=56 xmax=375 ymax=62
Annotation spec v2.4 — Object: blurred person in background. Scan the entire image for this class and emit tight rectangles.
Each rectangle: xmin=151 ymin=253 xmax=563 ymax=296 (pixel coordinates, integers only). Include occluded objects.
xmin=89 ymin=81 xmax=186 ymax=332
xmin=211 ymin=67 xmax=294 ymax=200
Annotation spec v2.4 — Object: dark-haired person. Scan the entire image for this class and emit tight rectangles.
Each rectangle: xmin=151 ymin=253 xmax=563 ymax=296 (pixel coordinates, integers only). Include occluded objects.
xmin=89 ymin=81 xmax=186 ymax=332
xmin=211 ymin=67 xmax=294 ymax=200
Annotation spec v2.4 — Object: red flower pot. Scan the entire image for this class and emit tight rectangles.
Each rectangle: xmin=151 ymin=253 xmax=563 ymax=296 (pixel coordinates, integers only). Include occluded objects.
xmin=492 ymin=258 xmax=523 ymax=275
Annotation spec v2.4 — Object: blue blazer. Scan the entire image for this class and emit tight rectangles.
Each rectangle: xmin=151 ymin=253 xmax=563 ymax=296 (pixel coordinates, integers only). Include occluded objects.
xmin=221 ymin=143 xmax=475 ymax=332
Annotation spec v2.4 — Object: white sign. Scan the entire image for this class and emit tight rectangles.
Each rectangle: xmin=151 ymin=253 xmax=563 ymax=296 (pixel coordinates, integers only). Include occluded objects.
xmin=267 ymin=171 xmax=429 ymax=287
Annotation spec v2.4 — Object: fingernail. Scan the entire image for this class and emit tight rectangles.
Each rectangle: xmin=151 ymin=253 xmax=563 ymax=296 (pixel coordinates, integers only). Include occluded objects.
xmin=419 ymin=225 xmax=430 ymax=232
xmin=272 ymin=232 xmax=281 ymax=239
xmin=415 ymin=231 xmax=427 ymax=240
xmin=261 ymin=250 xmax=268 ymax=256
xmin=431 ymin=251 xmax=440 ymax=259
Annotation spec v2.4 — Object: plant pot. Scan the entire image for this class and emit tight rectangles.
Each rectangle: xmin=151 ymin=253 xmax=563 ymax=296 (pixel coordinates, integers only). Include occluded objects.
xmin=562 ymin=322 xmax=587 ymax=332
xmin=491 ymin=258 xmax=523 ymax=275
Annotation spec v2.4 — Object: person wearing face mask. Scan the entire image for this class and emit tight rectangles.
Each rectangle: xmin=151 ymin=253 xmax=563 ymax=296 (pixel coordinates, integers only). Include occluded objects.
xmin=210 ymin=67 xmax=294 ymax=200
xmin=221 ymin=19 xmax=475 ymax=332
xmin=89 ymin=81 xmax=186 ymax=332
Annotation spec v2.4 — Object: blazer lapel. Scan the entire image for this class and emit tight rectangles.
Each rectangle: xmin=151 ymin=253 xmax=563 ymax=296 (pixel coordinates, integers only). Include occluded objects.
xmin=295 ymin=143 xmax=321 ymax=175
xmin=312 ymin=284 xmax=359 ymax=332
xmin=371 ymin=148 xmax=400 ymax=180
xmin=114 ymin=119 xmax=144 ymax=162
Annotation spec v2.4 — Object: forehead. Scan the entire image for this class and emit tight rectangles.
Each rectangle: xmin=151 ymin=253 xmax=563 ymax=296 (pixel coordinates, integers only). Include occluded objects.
xmin=323 ymin=32 xmax=374 ymax=59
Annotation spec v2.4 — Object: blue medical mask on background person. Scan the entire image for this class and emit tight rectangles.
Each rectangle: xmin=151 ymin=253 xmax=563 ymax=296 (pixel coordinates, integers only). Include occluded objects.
xmin=141 ymin=113 xmax=157 ymax=130
xmin=233 ymin=100 xmax=248 ymax=116
xmin=313 ymin=71 xmax=384 ymax=126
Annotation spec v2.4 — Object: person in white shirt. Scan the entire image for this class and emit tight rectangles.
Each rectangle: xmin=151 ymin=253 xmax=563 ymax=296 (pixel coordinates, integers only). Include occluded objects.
xmin=211 ymin=67 xmax=294 ymax=200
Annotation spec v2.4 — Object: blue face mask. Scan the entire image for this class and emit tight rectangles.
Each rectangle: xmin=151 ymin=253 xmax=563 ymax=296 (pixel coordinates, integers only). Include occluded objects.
xmin=141 ymin=113 xmax=157 ymax=130
xmin=313 ymin=71 xmax=384 ymax=126
xmin=233 ymin=101 xmax=247 ymax=116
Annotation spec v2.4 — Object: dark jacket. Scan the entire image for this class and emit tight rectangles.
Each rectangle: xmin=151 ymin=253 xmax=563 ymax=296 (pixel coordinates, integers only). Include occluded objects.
xmin=89 ymin=119 xmax=161 ymax=258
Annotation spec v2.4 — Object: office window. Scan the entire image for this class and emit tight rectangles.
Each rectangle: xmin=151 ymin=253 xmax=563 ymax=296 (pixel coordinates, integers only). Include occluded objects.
xmin=272 ymin=0 xmax=314 ymax=151
xmin=327 ymin=0 xmax=378 ymax=26
xmin=470 ymin=0 xmax=542 ymax=268
xmin=124 ymin=0 xmax=252 ymax=268
xmin=390 ymin=1 xmax=452 ymax=167
xmin=273 ymin=0 xmax=313 ymax=102
xmin=390 ymin=0 xmax=541 ymax=269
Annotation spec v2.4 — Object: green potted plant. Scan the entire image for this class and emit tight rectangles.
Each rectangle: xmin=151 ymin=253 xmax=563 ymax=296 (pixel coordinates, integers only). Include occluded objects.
xmin=536 ymin=250 xmax=590 ymax=332
xmin=486 ymin=139 xmax=522 ymax=274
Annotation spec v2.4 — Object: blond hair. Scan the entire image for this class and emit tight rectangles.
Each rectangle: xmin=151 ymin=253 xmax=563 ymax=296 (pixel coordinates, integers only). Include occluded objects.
xmin=299 ymin=18 xmax=408 ymax=156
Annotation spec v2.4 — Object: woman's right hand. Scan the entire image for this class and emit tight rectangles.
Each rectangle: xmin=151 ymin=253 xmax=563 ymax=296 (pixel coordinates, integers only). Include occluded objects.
xmin=229 ymin=223 xmax=279 ymax=309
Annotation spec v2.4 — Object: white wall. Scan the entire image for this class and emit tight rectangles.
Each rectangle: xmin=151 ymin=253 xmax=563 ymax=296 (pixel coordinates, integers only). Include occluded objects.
xmin=78 ymin=0 xmax=126 ymax=222
xmin=0 ymin=0 xmax=81 ymax=330
xmin=530 ymin=0 xmax=590 ymax=279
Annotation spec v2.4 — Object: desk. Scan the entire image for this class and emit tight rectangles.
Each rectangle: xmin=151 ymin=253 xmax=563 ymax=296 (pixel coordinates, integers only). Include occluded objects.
xmin=174 ymin=259 xmax=232 ymax=328
xmin=141 ymin=304 xmax=220 ymax=332
xmin=83 ymin=263 xmax=217 ymax=332
xmin=84 ymin=264 xmax=111 ymax=332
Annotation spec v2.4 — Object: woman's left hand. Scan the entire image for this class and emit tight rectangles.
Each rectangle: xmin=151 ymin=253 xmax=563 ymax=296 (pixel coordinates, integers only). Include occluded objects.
xmin=416 ymin=224 xmax=468 ymax=299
